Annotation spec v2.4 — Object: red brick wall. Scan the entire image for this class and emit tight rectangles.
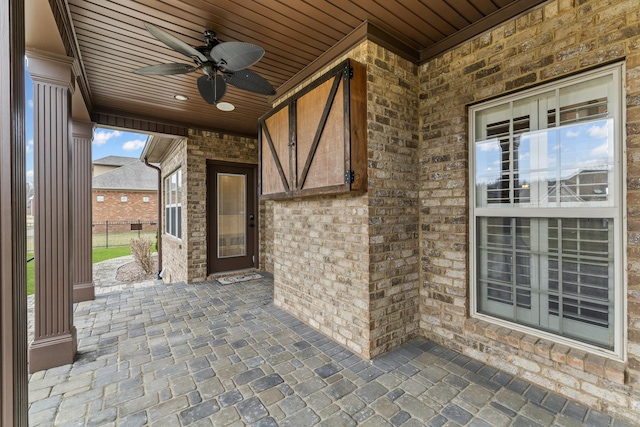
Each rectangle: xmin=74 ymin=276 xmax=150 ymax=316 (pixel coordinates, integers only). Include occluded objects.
xmin=92 ymin=189 xmax=158 ymax=223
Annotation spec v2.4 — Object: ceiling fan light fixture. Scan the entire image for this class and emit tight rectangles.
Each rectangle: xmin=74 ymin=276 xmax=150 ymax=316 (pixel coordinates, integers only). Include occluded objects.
xmin=174 ymin=94 xmax=189 ymax=101
xmin=216 ymin=101 xmax=235 ymax=111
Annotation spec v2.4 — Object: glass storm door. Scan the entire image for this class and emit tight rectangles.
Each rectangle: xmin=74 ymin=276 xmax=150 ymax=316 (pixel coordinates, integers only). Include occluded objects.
xmin=208 ymin=162 xmax=257 ymax=274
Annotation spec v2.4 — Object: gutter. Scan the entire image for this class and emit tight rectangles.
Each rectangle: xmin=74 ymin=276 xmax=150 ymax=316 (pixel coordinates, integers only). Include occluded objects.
xmin=143 ymin=158 xmax=163 ymax=279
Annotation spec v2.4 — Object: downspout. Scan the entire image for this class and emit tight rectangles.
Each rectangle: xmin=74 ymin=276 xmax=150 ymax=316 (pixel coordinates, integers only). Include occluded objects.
xmin=143 ymin=158 xmax=163 ymax=279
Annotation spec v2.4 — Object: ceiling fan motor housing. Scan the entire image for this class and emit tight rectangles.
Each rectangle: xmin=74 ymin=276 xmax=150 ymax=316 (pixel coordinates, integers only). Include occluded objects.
xmin=204 ymin=30 xmax=219 ymax=47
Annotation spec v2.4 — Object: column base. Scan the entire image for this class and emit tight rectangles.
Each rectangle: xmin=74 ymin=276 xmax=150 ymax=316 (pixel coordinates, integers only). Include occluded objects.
xmin=28 ymin=327 xmax=77 ymax=373
xmin=73 ymin=281 xmax=95 ymax=303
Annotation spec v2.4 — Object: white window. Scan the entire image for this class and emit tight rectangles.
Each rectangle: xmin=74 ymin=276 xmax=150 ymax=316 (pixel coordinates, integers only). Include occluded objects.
xmin=165 ymin=169 xmax=182 ymax=239
xmin=121 ymin=196 xmax=128 ymax=202
xmin=470 ymin=64 xmax=623 ymax=355
xmin=96 ymin=195 xmax=104 ymax=202
xmin=143 ymin=196 xmax=150 ymax=203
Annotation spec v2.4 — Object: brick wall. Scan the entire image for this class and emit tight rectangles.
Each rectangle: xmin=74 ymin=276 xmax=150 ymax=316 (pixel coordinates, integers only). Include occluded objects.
xmin=272 ymin=41 xmax=420 ymax=359
xmin=92 ymin=189 xmax=157 ymax=222
xmin=160 ymin=140 xmax=187 ymax=284
xmin=154 ymin=0 xmax=640 ymax=420
xmin=418 ymin=0 xmax=640 ymax=421
xmin=366 ymin=44 xmax=421 ymax=357
xmin=259 ymin=200 xmax=274 ymax=274
xmin=273 ymin=194 xmax=371 ymax=355
xmin=184 ymin=130 xmax=258 ymax=283
xmin=160 ymin=130 xmax=260 ymax=283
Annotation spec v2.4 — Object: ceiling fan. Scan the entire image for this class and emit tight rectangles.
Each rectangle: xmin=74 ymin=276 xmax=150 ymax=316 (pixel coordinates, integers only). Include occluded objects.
xmin=134 ymin=23 xmax=276 ymax=105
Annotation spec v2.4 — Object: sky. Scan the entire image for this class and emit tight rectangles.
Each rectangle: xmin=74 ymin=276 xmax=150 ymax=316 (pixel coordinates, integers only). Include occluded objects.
xmin=25 ymin=67 xmax=149 ymax=184
xmin=475 ymin=119 xmax=613 ymax=185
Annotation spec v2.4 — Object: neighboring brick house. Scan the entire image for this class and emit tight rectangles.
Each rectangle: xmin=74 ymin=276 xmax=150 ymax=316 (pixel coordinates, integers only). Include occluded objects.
xmin=140 ymin=1 xmax=640 ymax=422
xmin=92 ymin=156 xmax=158 ymax=223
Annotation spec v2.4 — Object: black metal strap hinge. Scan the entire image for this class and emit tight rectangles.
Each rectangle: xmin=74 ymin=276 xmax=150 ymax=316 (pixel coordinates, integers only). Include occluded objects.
xmin=345 ymin=170 xmax=355 ymax=184
xmin=344 ymin=66 xmax=354 ymax=80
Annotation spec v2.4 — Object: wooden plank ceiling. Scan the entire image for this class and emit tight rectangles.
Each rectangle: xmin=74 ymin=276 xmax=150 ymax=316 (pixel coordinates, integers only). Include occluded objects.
xmin=67 ymin=0 xmax=547 ymax=137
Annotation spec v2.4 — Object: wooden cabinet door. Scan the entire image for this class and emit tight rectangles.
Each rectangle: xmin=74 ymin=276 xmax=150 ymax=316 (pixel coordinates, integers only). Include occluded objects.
xmin=259 ymin=59 xmax=367 ymax=199
xmin=260 ymin=105 xmax=291 ymax=196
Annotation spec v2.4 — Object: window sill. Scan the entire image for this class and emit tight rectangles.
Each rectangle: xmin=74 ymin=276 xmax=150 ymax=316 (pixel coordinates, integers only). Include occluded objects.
xmin=465 ymin=315 xmax=626 ymax=384
xmin=162 ymin=233 xmax=184 ymax=245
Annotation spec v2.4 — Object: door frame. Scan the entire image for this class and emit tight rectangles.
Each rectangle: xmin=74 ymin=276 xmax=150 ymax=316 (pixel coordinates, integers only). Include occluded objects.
xmin=206 ymin=160 xmax=259 ymax=274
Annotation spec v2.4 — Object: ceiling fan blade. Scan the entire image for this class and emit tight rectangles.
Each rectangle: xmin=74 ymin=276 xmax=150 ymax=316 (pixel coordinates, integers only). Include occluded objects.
xmin=144 ymin=23 xmax=208 ymax=63
xmin=197 ymin=75 xmax=227 ymax=104
xmin=133 ymin=63 xmax=198 ymax=75
xmin=223 ymin=69 xmax=276 ymax=96
xmin=210 ymin=42 xmax=265 ymax=72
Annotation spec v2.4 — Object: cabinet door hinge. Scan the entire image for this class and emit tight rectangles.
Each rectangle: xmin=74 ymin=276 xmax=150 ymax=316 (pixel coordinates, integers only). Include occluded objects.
xmin=345 ymin=170 xmax=355 ymax=184
xmin=344 ymin=66 xmax=354 ymax=80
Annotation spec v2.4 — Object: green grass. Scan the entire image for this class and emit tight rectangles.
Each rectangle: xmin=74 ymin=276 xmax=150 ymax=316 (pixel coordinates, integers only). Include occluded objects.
xmin=27 ymin=254 xmax=34 ymax=296
xmin=26 ymin=246 xmax=157 ymax=295
xmin=92 ymin=246 xmax=132 ymax=263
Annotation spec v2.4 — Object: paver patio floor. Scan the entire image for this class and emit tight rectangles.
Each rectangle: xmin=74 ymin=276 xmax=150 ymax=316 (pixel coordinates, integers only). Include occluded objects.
xmin=27 ymin=267 xmax=632 ymax=426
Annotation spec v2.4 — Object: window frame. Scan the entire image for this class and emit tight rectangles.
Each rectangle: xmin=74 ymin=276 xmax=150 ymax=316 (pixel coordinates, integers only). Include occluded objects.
xmin=164 ymin=168 xmax=183 ymax=240
xmin=469 ymin=63 xmax=626 ymax=360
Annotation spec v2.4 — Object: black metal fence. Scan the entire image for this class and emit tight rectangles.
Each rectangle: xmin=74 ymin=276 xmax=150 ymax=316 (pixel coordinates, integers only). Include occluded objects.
xmin=92 ymin=220 xmax=157 ymax=248
xmin=26 ymin=219 xmax=158 ymax=252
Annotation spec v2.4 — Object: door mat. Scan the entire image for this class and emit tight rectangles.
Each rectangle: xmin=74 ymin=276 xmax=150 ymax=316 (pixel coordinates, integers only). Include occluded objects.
xmin=217 ymin=273 xmax=263 ymax=285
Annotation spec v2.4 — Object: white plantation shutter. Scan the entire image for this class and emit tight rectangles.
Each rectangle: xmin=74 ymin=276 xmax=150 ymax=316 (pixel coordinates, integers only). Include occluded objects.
xmin=470 ymin=65 xmax=622 ymax=353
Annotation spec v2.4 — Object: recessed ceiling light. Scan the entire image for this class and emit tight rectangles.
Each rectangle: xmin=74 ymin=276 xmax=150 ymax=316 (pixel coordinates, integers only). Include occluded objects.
xmin=216 ymin=102 xmax=235 ymax=112
xmin=174 ymin=94 xmax=189 ymax=101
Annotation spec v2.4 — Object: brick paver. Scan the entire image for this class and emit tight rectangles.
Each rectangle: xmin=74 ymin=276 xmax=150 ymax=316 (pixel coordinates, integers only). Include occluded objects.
xmin=27 ymin=266 xmax=632 ymax=426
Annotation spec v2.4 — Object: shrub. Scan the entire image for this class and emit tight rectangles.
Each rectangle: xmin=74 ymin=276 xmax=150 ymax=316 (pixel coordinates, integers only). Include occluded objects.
xmin=130 ymin=237 xmax=154 ymax=274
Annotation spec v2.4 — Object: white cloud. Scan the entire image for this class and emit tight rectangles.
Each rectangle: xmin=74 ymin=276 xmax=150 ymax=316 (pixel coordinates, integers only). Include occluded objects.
xmin=122 ymin=139 xmax=146 ymax=151
xmin=26 ymin=139 xmax=33 ymax=154
xmin=478 ymin=139 xmax=501 ymax=151
xmin=26 ymin=170 xmax=33 ymax=180
xmin=588 ymin=123 xmax=609 ymax=139
xmin=565 ymin=130 xmax=579 ymax=138
xmin=27 ymin=99 xmax=33 ymax=109
xmin=93 ymin=130 xmax=122 ymax=146
xmin=591 ymin=142 xmax=609 ymax=157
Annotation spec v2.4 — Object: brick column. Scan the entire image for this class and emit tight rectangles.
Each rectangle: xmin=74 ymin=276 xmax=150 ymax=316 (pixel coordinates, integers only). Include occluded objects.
xmin=0 ymin=0 xmax=28 ymax=423
xmin=72 ymin=121 xmax=95 ymax=303
xmin=27 ymin=49 xmax=77 ymax=373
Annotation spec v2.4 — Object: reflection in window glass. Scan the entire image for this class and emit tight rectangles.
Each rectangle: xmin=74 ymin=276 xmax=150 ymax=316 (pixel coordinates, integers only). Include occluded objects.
xmin=471 ymin=67 xmax=621 ymax=351
xmin=164 ymin=169 xmax=182 ymax=239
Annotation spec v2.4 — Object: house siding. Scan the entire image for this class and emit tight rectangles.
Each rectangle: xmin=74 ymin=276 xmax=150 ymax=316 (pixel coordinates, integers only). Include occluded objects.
xmin=418 ymin=0 xmax=639 ymax=420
